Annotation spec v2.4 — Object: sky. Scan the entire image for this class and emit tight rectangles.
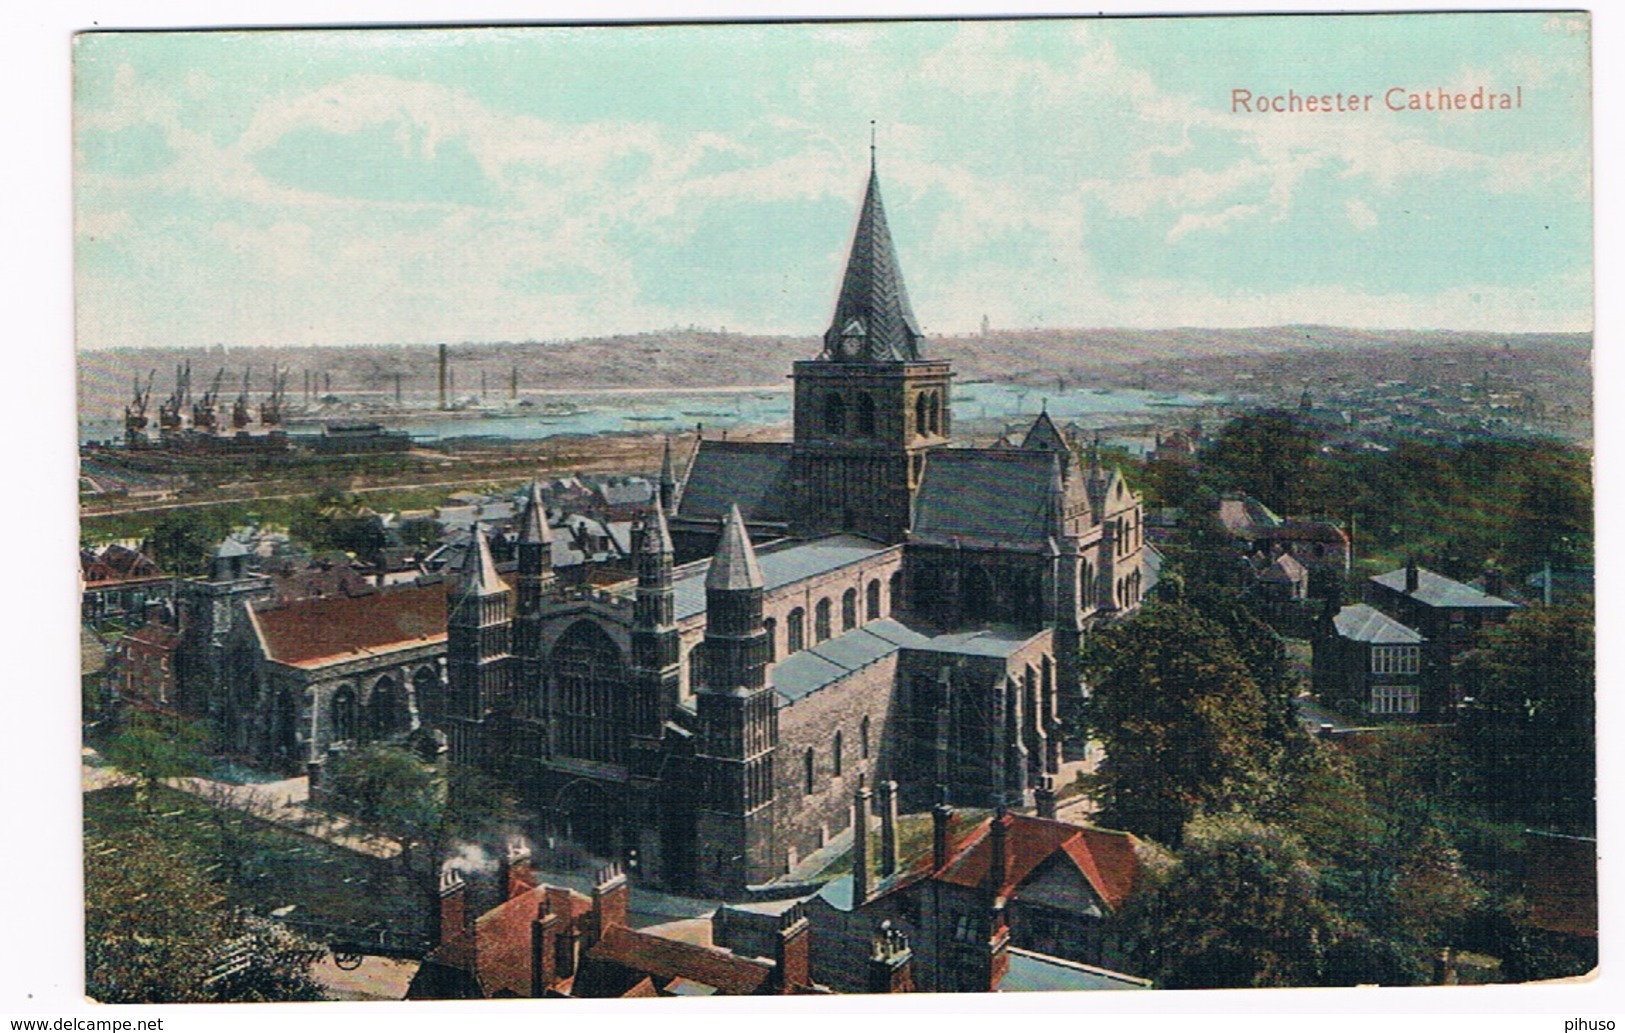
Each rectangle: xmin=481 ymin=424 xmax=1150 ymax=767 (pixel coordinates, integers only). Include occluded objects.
xmin=74 ymin=14 xmax=1593 ymax=347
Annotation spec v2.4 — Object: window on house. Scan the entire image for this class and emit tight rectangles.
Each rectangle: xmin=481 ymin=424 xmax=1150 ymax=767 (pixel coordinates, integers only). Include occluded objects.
xmin=954 ymin=914 xmax=978 ymax=943
xmin=867 ymin=579 xmax=882 ymax=620
xmin=787 ymin=608 xmax=805 ymax=654
xmin=815 ymin=598 xmax=832 ymax=642
xmin=1370 ymin=645 xmax=1420 ymax=675
xmin=842 ymin=588 xmax=858 ymax=631
xmin=1370 ymin=684 xmax=1419 ymax=715
xmin=833 ymin=731 xmax=844 ymax=777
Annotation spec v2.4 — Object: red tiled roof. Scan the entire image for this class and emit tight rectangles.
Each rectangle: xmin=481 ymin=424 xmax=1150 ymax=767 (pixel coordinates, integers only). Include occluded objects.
xmin=252 ymin=582 xmax=447 ymax=668
xmin=936 ymin=813 xmax=1141 ymax=911
xmin=586 ymin=925 xmax=774 ymax=996
xmin=421 ymin=884 xmax=592 ymax=999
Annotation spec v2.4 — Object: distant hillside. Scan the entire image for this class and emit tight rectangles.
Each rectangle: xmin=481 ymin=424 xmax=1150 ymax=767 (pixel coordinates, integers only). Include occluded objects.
xmin=77 ymin=327 xmax=1591 ymax=422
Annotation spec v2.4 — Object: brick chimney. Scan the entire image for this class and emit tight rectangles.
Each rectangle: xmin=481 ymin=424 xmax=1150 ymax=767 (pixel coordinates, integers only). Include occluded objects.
xmin=773 ymin=904 xmax=812 ymax=993
xmin=437 ymin=868 xmax=473 ymax=965
xmin=932 ymin=785 xmax=954 ymax=871
xmin=866 ymin=921 xmax=915 ymax=994
xmin=877 ymin=780 xmax=900 ymax=877
xmin=1034 ymin=778 xmax=1058 ymax=821
xmin=988 ymin=806 xmax=1009 ymax=901
xmin=500 ymin=837 xmax=533 ymax=901
xmin=591 ymin=862 xmax=629 ymax=940
xmin=1405 ymin=556 xmax=1420 ymax=594
xmin=530 ymin=903 xmax=559 ymax=997
xmin=852 ymin=778 xmax=872 ymax=905
xmin=546 ymin=886 xmax=579 ymax=978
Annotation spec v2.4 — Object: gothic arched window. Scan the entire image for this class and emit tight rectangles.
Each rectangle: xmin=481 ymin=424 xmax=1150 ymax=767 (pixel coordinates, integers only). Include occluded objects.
xmin=929 ymin=391 xmax=941 ymax=434
xmin=815 ymin=598 xmax=832 ymax=643
xmin=551 ymin=620 xmax=630 ymax=765
xmin=763 ymin=617 xmax=777 ymax=662
xmin=866 ymin=579 xmax=882 ymax=621
xmin=824 ymin=393 xmax=847 ymax=435
xmin=856 ymin=393 xmax=877 ymax=436
xmin=841 ymin=588 xmax=858 ymax=631
xmin=915 ymin=393 xmax=928 ymax=435
xmin=804 ymin=747 xmax=816 ymax=795
xmin=861 ymin=715 xmax=871 ymax=759
xmin=787 ymin=608 xmax=806 ymax=654
xmin=370 ymin=675 xmax=405 ymax=740
xmin=331 ymin=686 xmax=357 ymax=744
xmin=833 ymin=731 xmax=844 ymax=777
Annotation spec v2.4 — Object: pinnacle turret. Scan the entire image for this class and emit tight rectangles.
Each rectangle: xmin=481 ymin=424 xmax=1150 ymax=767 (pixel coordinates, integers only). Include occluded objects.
xmin=456 ymin=525 xmax=503 ymax=598
xmin=518 ymin=481 xmax=551 ymax=545
xmin=642 ymin=503 xmax=674 ymax=557
xmin=706 ymin=503 xmax=763 ymax=592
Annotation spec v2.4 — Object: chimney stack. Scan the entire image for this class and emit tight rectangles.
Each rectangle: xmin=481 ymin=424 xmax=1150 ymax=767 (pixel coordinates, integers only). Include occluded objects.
xmin=1405 ymin=556 xmax=1420 ymax=594
xmin=546 ymin=886 xmax=579 ymax=978
xmin=1034 ymin=777 xmax=1058 ymax=821
xmin=773 ymin=904 xmax=811 ymax=993
xmin=988 ymin=805 xmax=1009 ymax=900
xmin=932 ymin=784 xmax=954 ymax=871
xmin=530 ymin=903 xmax=559 ymax=997
xmin=866 ymin=921 xmax=916 ymax=994
xmin=500 ymin=837 xmax=533 ymax=901
xmin=591 ymin=862 xmax=629 ymax=940
xmin=852 ymin=777 xmax=872 ymax=905
xmin=437 ymin=868 xmax=472 ymax=965
xmin=877 ymin=780 xmax=900 ymax=877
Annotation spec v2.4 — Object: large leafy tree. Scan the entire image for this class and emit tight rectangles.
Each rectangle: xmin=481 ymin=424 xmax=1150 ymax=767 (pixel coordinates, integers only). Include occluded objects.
xmin=1459 ymin=604 xmax=1595 ymax=832
xmin=1083 ymin=600 xmax=1280 ymax=847
xmin=1123 ymin=815 xmax=1335 ymax=989
xmin=99 ymin=710 xmax=209 ymax=811
xmin=85 ymin=822 xmax=324 ymax=1003
xmin=320 ymin=744 xmax=510 ymax=944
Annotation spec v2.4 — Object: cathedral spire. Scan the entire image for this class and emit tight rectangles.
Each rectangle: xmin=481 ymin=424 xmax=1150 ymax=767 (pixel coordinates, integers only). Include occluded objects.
xmin=823 ymin=150 xmax=924 ymax=363
xmin=643 ymin=501 xmax=674 ymax=557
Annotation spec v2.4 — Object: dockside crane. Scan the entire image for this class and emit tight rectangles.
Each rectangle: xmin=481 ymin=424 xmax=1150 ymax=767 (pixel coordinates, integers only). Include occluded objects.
xmin=231 ymin=367 xmax=253 ymax=430
xmin=124 ymin=369 xmax=155 ymax=445
xmin=193 ymin=366 xmax=226 ymax=435
xmin=261 ymin=364 xmax=288 ymax=427
xmin=158 ymin=362 xmax=190 ymax=435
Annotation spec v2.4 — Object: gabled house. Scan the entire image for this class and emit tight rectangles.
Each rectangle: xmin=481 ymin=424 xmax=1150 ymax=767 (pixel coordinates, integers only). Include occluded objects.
xmin=1313 ymin=602 xmax=1430 ymax=717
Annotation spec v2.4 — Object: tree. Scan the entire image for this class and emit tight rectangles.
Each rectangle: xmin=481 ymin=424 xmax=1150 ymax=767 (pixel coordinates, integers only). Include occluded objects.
xmin=100 ymin=710 xmax=209 ymax=811
xmin=145 ymin=510 xmax=229 ymax=577
xmin=1124 ymin=815 xmax=1334 ymax=988
xmin=1459 ymin=605 xmax=1595 ymax=832
xmin=1201 ymin=412 xmax=1328 ymax=516
xmin=320 ymin=744 xmax=510 ymax=945
xmin=1083 ymin=600 xmax=1280 ymax=847
xmin=85 ymin=824 xmax=324 ymax=1003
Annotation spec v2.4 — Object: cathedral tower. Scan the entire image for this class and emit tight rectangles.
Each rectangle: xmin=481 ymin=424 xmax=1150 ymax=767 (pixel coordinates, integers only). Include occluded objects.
xmin=791 ymin=152 xmax=951 ymax=543
xmin=444 ymin=526 xmax=512 ymax=767
xmin=693 ymin=504 xmax=779 ymax=894
xmin=513 ymin=481 xmax=553 ymax=713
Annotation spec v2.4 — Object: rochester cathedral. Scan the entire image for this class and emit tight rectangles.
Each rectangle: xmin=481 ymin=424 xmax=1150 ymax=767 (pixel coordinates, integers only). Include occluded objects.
xmin=183 ymin=158 xmax=1150 ymax=897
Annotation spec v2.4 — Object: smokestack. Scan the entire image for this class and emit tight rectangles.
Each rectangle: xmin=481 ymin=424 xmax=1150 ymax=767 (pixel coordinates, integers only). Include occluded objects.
xmin=439 ymin=343 xmax=448 ymax=410
xmin=877 ymin=780 xmax=899 ymax=877
xmin=481 ymin=369 xmax=487 ymax=400
xmin=932 ymin=784 xmax=953 ymax=871
xmin=394 ymin=372 xmax=403 ymax=404
xmin=852 ymin=778 xmax=872 ymax=905
xmin=510 ymin=365 xmax=518 ymax=400
xmin=324 ymin=372 xmax=331 ymax=394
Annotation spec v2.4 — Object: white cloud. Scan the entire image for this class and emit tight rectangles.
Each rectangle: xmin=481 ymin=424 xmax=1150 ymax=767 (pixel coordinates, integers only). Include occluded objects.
xmin=1346 ymin=199 xmax=1378 ymax=231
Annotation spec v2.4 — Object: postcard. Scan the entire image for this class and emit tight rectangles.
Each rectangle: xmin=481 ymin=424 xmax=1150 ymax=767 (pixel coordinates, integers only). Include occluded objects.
xmin=70 ymin=11 xmax=1594 ymax=1009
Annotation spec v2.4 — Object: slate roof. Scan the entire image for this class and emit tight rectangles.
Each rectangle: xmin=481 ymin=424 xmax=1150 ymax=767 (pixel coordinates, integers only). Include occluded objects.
xmin=252 ymin=582 xmax=447 ymax=668
xmin=1332 ymin=603 xmax=1424 ymax=645
xmin=936 ymin=812 xmax=1142 ymax=911
xmin=912 ymin=448 xmax=1059 ymax=550
xmin=676 ymin=440 xmax=794 ymax=525
xmin=1001 ymin=949 xmax=1153 ymax=992
xmin=670 ymin=535 xmax=893 ymax=622
xmin=822 ymin=162 xmax=924 ymax=362
xmin=1370 ymin=566 xmax=1520 ymax=610
xmin=770 ymin=619 xmax=1042 ymax=706
xmin=1019 ymin=410 xmax=1067 ymax=452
